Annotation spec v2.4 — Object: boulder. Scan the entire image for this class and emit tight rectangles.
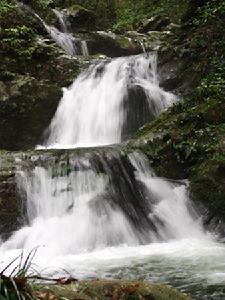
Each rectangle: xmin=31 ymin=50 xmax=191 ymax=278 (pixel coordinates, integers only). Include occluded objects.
xmin=35 ymin=280 xmax=191 ymax=300
xmin=138 ymin=16 xmax=171 ymax=33
xmin=85 ymin=31 xmax=142 ymax=57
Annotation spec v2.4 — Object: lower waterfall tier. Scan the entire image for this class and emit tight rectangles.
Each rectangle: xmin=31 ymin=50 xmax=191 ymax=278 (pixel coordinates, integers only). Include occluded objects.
xmin=0 ymin=148 xmax=224 ymax=299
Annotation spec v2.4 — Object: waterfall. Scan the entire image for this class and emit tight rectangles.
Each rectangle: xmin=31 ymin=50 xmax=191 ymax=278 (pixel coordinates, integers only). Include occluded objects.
xmin=42 ymin=53 xmax=177 ymax=149
xmin=17 ymin=2 xmax=88 ymax=56
xmin=1 ymin=150 xmax=224 ymax=295
xmin=129 ymin=152 xmax=204 ymax=240
xmin=51 ymin=8 xmax=89 ymax=56
xmin=45 ymin=26 xmax=77 ymax=56
xmin=140 ymin=41 xmax=146 ymax=53
xmin=2 ymin=8 xmax=224 ymax=297
xmin=0 ymin=150 xmax=205 ymax=258
xmin=52 ymin=8 xmax=68 ymax=33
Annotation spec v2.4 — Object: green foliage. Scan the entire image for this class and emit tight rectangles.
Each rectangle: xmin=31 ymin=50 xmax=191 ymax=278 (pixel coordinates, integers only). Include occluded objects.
xmin=113 ymin=0 xmax=189 ymax=32
xmin=0 ymin=1 xmax=14 ymax=14
xmin=176 ymin=0 xmax=225 ymax=77
xmin=0 ymin=249 xmax=37 ymax=300
xmin=24 ymin=0 xmax=52 ymax=11
xmin=0 ymin=1 xmax=38 ymax=66
xmin=192 ymin=1 xmax=225 ymax=26
xmin=196 ymin=60 xmax=225 ymax=100
xmin=1 ymin=26 xmax=36 ymax=59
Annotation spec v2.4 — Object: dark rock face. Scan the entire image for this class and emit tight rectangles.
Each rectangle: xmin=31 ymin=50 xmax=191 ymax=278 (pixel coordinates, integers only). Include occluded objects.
xmin=0 ymin=151 xmax=23 ymax=240
xmin=0 ymin=76 xmax=59 ymax=150
xmin=122 ymin=86 xmax=155 ymax=140
xmin=63 ymin=5 xmax=96 ymax=32
xmin=158 ymin=59 xmax=183 ymax=93
xmin=0 ymin=174 xmax=20 ymax=240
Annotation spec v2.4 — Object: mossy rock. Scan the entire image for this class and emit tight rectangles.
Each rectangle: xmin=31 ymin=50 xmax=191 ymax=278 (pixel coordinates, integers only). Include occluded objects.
xmin=86 ymin=31 xmax=142 ymax=57
xmin=35 ymin=280 xmax=191 ymax=300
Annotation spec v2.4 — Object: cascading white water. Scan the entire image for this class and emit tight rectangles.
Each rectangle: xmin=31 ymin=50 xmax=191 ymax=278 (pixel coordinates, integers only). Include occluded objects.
xmin=7 ymin=166 xmax=139 ymax=254
xmin=51 ymin=8 xmax=89 ymax=56
xmin=53 ymin=8 xmax=68 ymax=33
xmin=129 ymin=152 xmax=205 ymax=240
xmin=0 ymin=151 xmax=206 ymax=259
xmin=1 ymin=153 xmax=225 ymax=298
xmin=46 ymin=26 xmax=77 ymax=56
xmin=43 ymin=54 xmax=177 ymax=149
xmin=18 ymin=2 xmax=88 ymax=56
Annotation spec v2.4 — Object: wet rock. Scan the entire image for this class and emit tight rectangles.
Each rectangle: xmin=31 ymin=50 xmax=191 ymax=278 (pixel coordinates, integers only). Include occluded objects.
xmin=85 ymin=30 xmax=173 ymax=57
xmin=86 ymin=31 xmax=142 ymax=57
xmin=122 ymin=86 xmax=155 ymax=140
xmin=36 ymin=280 xmax=191 ymax=300
xmin=158 ymin=59 xmax=183 ymax=92
xmin=0 ymin=175 xmax=19 ymax=240
xmin=138 ymin=16 xmax=171 ymax=33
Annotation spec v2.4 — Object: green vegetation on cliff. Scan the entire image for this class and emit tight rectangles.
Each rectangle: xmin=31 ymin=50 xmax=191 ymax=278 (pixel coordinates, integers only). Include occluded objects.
xmin=131 ymin=0 xmax=225 ymax=226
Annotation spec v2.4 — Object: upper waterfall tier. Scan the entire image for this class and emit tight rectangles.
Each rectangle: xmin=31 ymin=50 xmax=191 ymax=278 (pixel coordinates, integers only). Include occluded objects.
xmin=42 ymin=54 xmax=177 ymax=149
